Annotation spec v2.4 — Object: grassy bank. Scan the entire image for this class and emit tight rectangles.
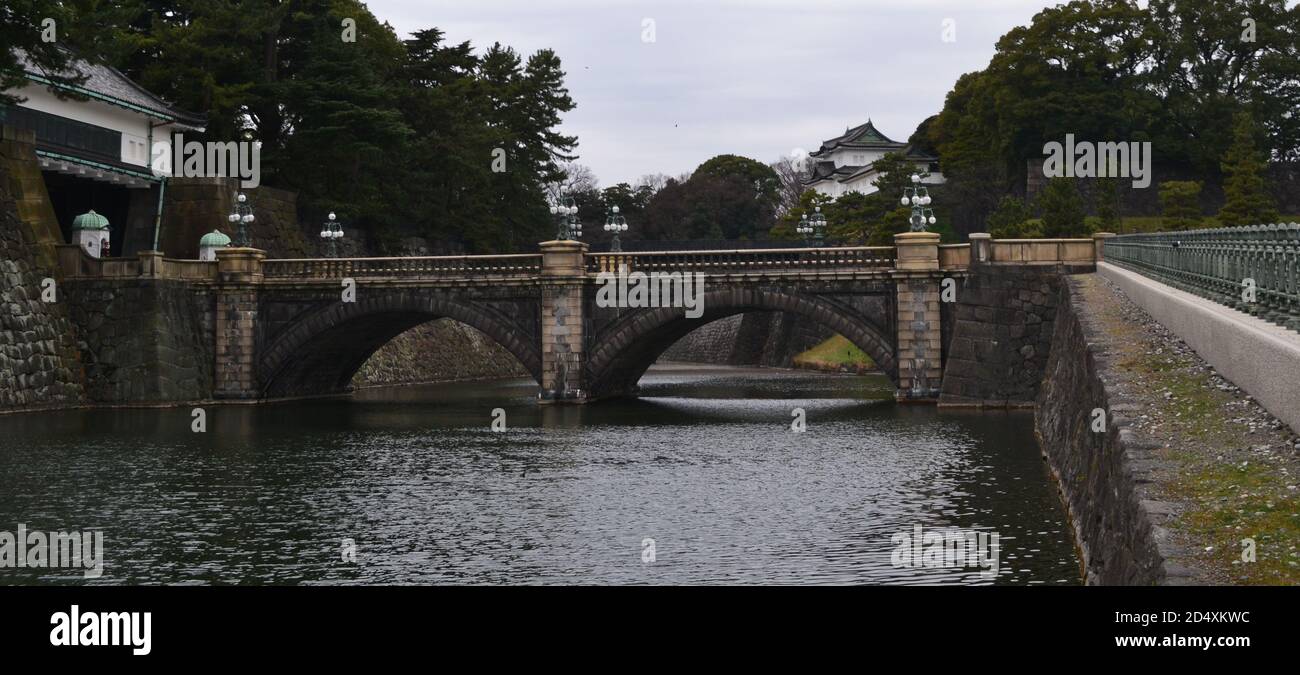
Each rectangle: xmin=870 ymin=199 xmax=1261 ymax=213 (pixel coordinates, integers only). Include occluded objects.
xmin=1127 ymin=352 xmax=1300 ymax=584
xmin=792 ymin=334 xmax=876 ymax=373
xmin=1091 ymin=277 xmax=1300 ymax=584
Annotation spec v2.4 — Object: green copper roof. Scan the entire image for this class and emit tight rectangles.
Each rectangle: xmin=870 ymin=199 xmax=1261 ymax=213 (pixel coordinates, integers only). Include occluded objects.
xmin=199 ymin=229 xmax=232 ymax=247
xmin=71 ymin=209 xmax=109 ymax=231
xmin=850 ymin=120 xmax=892 ymax=144
xmin=812 ymin=119 xmax=907 ymax=157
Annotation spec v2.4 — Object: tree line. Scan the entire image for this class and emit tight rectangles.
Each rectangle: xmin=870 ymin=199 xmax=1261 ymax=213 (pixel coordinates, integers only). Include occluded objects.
xmin=4 ymin=0 xmax=578 ymax=254
xmin=604 ymin=0 xmax=1300 ymax=247
xmin=4 ymin=0 xmax=1294 ymax=254
xmin=928 ymin=0 xmax=1298 ymax=237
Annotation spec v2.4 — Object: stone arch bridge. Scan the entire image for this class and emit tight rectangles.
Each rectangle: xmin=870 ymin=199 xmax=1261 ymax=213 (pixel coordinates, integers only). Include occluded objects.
xmin=55 ymin=233 xmax=1104 ymax=404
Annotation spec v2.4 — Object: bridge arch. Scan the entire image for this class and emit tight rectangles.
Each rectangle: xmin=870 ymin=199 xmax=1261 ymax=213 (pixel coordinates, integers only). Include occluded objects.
xmin=585 ymin=287 xmax=898 ymax=399
xmin=257 ymin=291 xmax=541 ymax=399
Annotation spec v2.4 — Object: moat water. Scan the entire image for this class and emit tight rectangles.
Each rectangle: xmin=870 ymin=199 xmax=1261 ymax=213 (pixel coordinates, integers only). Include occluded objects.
xmin=0 ymin=364 xmax=1080 ymax=585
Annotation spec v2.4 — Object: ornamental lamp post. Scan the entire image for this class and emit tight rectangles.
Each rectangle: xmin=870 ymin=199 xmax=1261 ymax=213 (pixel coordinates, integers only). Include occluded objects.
xmin=549 ymin=195 xmax=582 ymax=241
xmin=797 ymin=205 xmax=827 ymax=247
xmin=320 ymin=212 xmax=344 ymax=258
xmin=900 ymin=174 xmax=936 ymax=232
xmin=227 ymin=192 xmax=255 ymax=247
xmin=604 ymin=205 xmax=629 ymax=252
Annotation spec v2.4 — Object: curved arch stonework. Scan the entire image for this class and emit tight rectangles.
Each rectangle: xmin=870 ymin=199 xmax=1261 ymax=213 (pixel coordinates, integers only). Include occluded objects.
xmin=256 ymin=291 xmax=541 ymax=398
xmin=585 ymin=287 xmax=898 ymax=399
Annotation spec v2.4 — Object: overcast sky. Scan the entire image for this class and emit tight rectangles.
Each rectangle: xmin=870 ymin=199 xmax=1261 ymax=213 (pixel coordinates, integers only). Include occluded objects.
xmin=365 ymin=1 xmax=1071 ymax=186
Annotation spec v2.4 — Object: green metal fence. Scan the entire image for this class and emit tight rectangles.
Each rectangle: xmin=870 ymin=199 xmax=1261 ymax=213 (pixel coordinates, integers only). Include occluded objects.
xmin=1103 ymin=223 xmax=1300 ymax=333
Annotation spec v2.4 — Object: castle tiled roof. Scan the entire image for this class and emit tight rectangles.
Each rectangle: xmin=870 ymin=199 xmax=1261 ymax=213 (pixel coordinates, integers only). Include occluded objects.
xmin=811 ymin=119 xmax=906 ymax=157
xmin=804 ymin=144 xmax=939 ymax=187
xmin=16 ymin=47 xmax=205 ymax=130
xmin=840 ymin=145 xmax=939 ymax=182
xmin=805 ymin=160 xmax=863 ymax=183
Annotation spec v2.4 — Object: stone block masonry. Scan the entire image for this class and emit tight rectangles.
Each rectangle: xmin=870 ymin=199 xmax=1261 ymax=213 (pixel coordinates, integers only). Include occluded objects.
xmin=939 ymin=264 xmax=1092 ymax=407
xmin=1036 ymin=275 xmax=1191 ymax=585
xmin=0 ymin=128 xmax=85 ymax=411
xmin=660 ymin=312 xmax=837 ymax=368
xmin=61 ymin=278 xmax=213 ymax=404
xmin=541 ymin=283 xmax=585 ymax=399
xmin=895 ymin=279 xmax=942 ymax=399
xmin=160 ymin=178 xmax=309 ymax=260
xmin=213 ymin=247 xmax=264 ymax=400
xmin=213 ymin=288 xmax=258 ymax=399
xmin=0 ymin=126 xmax=63 ymax=273
xmin=539 ymin=240 xmax=588 ymax=401
xmin=353 ymin=318 xmax=529 ymax=387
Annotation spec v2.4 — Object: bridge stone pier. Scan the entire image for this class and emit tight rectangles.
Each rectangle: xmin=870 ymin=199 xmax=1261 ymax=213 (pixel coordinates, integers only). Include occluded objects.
xmin=893 ymin=232 xmax=944 ymax=399
xmin=213 ymin=247 xmax=264 ymax=399
xmin=53 ymin=232 xmax=1103 ymax=406
xmin=538 ymin=240 xmax=587 ymax=401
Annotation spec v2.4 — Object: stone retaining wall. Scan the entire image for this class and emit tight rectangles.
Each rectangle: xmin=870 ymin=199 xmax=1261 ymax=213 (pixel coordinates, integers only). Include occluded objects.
xmin=159 ymin=178 xmax=310 ymax=260
xmin=939 ymin=264 xmax=1091 ymax=407
xmin=0 ymin=143 xmax=85 ymax=411
xmin=62 ymin=279 xmax=214 ymax=403
xmin=1035 ymin=275 xmax=1172 ymax=585
xmin=0 ymin=126 xmax=62 ymax=272
xmin=353 ymin=319 xmax=529 ymax=388
xmin=660 ymin=311 xmax=836 ymax=368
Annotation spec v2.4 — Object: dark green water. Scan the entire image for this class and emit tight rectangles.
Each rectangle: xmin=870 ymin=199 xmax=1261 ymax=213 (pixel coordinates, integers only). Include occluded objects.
xmin=0 ymin=364 xmax=1079 ymax=585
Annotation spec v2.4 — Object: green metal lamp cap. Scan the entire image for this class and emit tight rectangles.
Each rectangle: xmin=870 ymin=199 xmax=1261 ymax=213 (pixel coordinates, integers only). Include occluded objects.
xmin=199 ymin=229 xmax=233 ymax=247
xmin=71 ymin=209 xmax=110 ymax=231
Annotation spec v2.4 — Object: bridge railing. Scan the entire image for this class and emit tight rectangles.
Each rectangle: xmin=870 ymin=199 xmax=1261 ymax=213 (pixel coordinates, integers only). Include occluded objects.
xmin=585 ymin=246 xmax=896 ymax=275
xmin=56 ymin=245 xmax=218 ymax=281
xmin=1103 ymin=223 xmax=1300 ymax=331
xmin=262 ymin=254 xmax=543 ymax=279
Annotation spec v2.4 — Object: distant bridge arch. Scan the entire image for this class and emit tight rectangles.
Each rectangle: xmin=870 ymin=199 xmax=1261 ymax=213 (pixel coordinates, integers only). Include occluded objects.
xmin=585 ymin=286 xmax=899 ymax=399
xmin=254 ymin=287 xmax=542 ymax=399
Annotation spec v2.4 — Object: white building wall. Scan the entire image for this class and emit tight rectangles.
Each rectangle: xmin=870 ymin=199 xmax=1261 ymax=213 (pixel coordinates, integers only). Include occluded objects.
xmin=825 ymin=148 xmax=890 ymax=168
xmin=842 ymin=173 xmax=881 ymax=195
xmin=809 ymin=166 xmax=946 ymax=200
xmin=12 ymin=83 xmax=183 ymax=172
xmin=76 ymin=229 xmax=109 ymax=258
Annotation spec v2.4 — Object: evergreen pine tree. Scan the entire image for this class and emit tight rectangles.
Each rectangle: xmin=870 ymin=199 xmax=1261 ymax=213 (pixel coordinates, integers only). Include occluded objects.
xmin=1037 ymin=179 xmax=1088 ymax=238
xmin=1159 ymin=181 xmax=1202 ymax=231
xmin=1094 ymin=177 xmax=1121 ymax=233
xmin=1218 ymin=111 xmax=1279 ymax=227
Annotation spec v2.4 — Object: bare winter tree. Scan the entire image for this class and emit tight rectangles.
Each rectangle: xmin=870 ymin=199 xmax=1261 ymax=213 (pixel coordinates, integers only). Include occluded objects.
xmin=548 ymin=162 xmax=599 ymax=201
xmin=770 ymin=153 xmax=810 ymax=216
xmin=635 ymin=173 xmax=671 ymax=195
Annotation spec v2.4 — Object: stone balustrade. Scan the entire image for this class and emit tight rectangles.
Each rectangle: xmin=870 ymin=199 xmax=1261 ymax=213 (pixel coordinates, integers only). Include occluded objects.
xmin=56 ymin=235 xmax=1104 ymax=285
xmin=939 ymin=244 xmax=971 ymax=269
xmin=57 ymin=244 xmax=217 ymax=281
xmin=586 ymin=245 xmax=896 ymax=275
xmin=985 ymin=238 xmax=1096 ymax=264
xmin=261 ymin=253 xmax=542 ymax=280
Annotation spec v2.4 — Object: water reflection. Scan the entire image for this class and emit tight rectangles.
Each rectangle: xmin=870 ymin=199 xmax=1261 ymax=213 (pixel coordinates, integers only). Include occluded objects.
xmin=0 ymin=364 xmax=1079 ymax=585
